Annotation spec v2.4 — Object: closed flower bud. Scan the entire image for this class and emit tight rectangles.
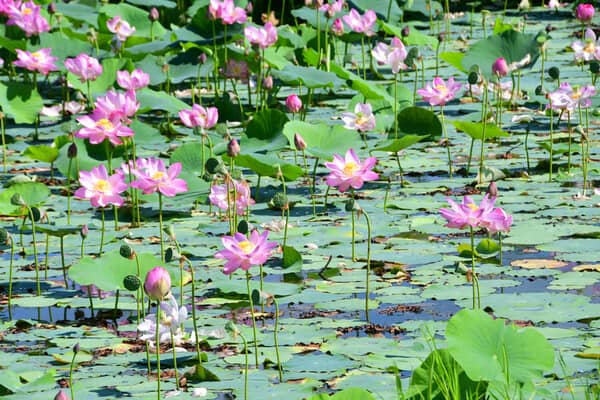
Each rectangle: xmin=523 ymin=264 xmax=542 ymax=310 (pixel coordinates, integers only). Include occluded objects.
xmin=80 ymin=224 xmax=88 ymax=239
xmin=54 ymin=390 xmax=69 ymax=400
xmin=73 ymin=343 xmax=80 ymax=354
xmin=401 ymin=26 xmax=410 ymax=37
xmin=285 ymin=94 xmax=302 ymax=113
xmin=487 ymin=181 xmax=498 ymax=198
xmin=294 ymin=133 xmax=306 ymax=151
xmin=143 ymin=266 xmax=171 ymax=300
xmin=198 ymin=53 xmax=207 ymax=64
xmin=149 ymin=7 xmax=159 ymax=22
xmin=67 ymin=143 xmax=78 ymax=159
xmin=47 ymin=3 xmax=56 ymax=15
xmin=492 ymin=57 xmax=509 ymax=77
xmin=576 ymin=4 xmax=595 ymax=23
xmin=262 ymin=75 xmax=273 ymax=91
xmin=227 ymin=138 xmax=240 ymax=157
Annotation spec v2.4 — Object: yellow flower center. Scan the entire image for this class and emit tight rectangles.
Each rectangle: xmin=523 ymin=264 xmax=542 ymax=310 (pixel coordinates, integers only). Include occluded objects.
xmin=152 ymin=171 xmax=165 ymax=180
xmin=584 ymin=42 xmax=596 ymax=54
xmin=571 ymin=89 xmax=582 ymax=100
xmin=466 ymin=203 xmax=479 ymax=211
xmin=94 ymin=179 xmax=110 ymax=192
xmin=23 ymin=7 xmax=32 ymax=15
xmin=96 ymin=118 xmax=114 ymax=131
xmin=238 ymin=241 xmax=256 ymax=254
xmin=355 ymin=113 xmax=369 ymax=126
xmin=343 ymin=161 xmax=359 ymax=177
xmin=435 ymin=84 xmax=448 ymax=96
xmin=31 ymin=51 xmax=40 ymax=61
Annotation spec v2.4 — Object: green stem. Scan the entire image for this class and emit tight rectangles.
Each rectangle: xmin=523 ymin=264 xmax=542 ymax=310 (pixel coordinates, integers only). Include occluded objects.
xmin=245 ymin=271 xmax=259 ymax=368
xmin=549 ymin=103 xmax=554 ymax=182
xmin=361 ymin=36 xmax=366 ymax=80
xmin=99 ymin=208 xmax=105 ymax=256
xmin=525 ymin=123 xmax=531 ymax=173
xmin=171 ymin=329 xmax=179 ymax=389
xmin=239 ymin=332 xmax=248 ymax=400
xmin=7 ymin=237 xmax=14 ymax=320
xmin=440 ymin=106 xmax=452 ymax=178
xmin=66 ymin=156 xmax=73 ymax=224
xmin=566 ymin=112 xmax=571 ymax=173
xmin=60 ymin=236 xmax=67 ymax=287
xmin=363 ymin=209 xmax=372 ymax=323
xmin=69 ymin=350 xmax=77 ymax=400
xmin=498 ymin=232 xmax=503 ymax=266
xmin=272 ymin=297 xmax=283 ymax=382
xmin=394 ymin=73 xmax=398 ymax=139
xmin=158 ymin=193 xmax=164 ymax=262
xmin=470 ymin=226 xmax=476 ymax=310
xmin=311 ymin=158 xmax=319 ymax=216
xmin=466 ymin=138 xmax=474 ymax=176
xmin=187 ymin=258 xmax=202 ymax=364
xmin=155 ymin=301 xmax=161 ymax=399
xmin=28 ymin=207 xmax=41 ymax=296
xmin=1 ymin=115 xmax=6 ymax=173
xmin=350 ymin=190 xmax=356 ymax=261
xmin=479 ymin=83 xmax=489 ymax=181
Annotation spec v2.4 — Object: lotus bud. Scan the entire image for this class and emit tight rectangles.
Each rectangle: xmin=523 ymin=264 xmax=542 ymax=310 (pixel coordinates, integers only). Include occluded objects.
xmin=548 ymin=66 xmax=560 ymax=80
xmin=73 ymin=343 xmax=80 ymax=354
xmin=143 ymin=266 xmax=171 ymax=300
xmin=262 ymin=75 xmax=273 ymax=91
xmin=227 ymin=138 xmax=240 ymax=158
xmin=198 ymin=53 xmax=207 ymax=64
xmin=437 ymin=32 xmax=445 ymax=43
xmin=492 ymin=57 xmax=509 ymax=77
xmin=47 ymin=3 xmax=56 ymax=14
xmin=246 ymin=2 xmax=253 ymax=13
xmin=80 ymin=224 xmax=88 ymax=239
xmin=576 ymin=3 xmax=595 ymax=23
xmin=331 ymin=18 xmax=344 ymax=36
xmin=149 ymin=7 xmax=159 ymax=22
xmin=123 ymin=274 xmax=141 ymax=291
xmin=401 ymin=26 xmax=410 ymax=37
xmin=54 ymin=390 xmax=69 ymax=400
xmin=294 ymin=133 xmax=306 ymax=151
xmin=119 ymin=243 xmax=135 ymax=259
xmin=285 ymin=94 xmax=302 ymax=113
xmin=67 ymin=143 xmax=78 ymax=159
xmin=545 ymin=24 xmax=554 ymax=32
xmin=487 ymin=181 xmax=498 ymax=198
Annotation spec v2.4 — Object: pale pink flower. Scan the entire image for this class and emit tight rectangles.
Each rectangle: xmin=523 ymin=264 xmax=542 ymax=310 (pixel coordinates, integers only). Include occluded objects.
xmin=107 ymin=16 xmax=136 ymax=42
xmin=331 ymin=18 xmax=344 ymax=36
xmin=74 ymin=164 xmax=128 ymax=208
xmin=245 ymin=22 xmax=278 ymax=48
xmin=75 ymin=111 xmax=135 ymax=146
xmin=116 ymin=69 xmax=150 ymax=91
xmin=417 ymin=76 xmax=462 ymax=107
xmin=547 ymin=82 xmax=596 ymax=112
xmin=342 ymin=8 xmax=376 ymax=36
xmin=131 ymin=157 xmax=188 ymax=197
xmin=439 ymin=195 xmax=496 ymax=230
xmin=546 ymin=0 xmax=561 ymax=8
xmin=371 ymin=37 xmax=408 ymax=74
xmin=94 ymin=89 xmax=139 ymax=123
xmin=209 ymin=179 xmax=255 ymax=215
xmin=143 ymin=266 xmax=171 ymax=300
xmin=320 ymin=0 xmax=344 ymax=18
xmin=576 ymin=3 xmax=594 ymax=22
xmin=480 ymin=207 xmax=513 ymax=234
xmin=571 ymin=29 xmax=600 ymax=62
xmin=178 ymin=104 xmax=219 ymax=129
xmin=224 ymin=59 xmax=249 ymax=82
xmin=214 ymin=230 xmax=278 ymax=275
xmin=41 ymin=101 xmax=85 ymax=117
xmin=324 ymin=148 xmax=378 ymax=192
xmin=285 ymin=94 xmax=302 ymax=113
xmin=13 ymin=48 xmax=58 ymax=75
xmin=6 ymin=0 xmax=49 ymax=37
xmin=65 ymin=53 xmax=103 ymax=82
xmin=209 ymin=0 xmax=247 ymax=25
xmin=341 ymin=103 xmax=376 ymax=132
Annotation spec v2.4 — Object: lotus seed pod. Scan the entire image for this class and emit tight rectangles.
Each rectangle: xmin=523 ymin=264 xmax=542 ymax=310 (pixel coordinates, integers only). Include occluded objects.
xmin=590 ymin=61 xmax=599 ymax=74
xmin=205 ymin=157 xmax=220 ymax=175
xmin=123 ymin=274 xmax=141 ymax=291
xmin=467 ymin=71 xmax=479 ymax=85
xmin=271 ymin=192 xmax=288 ymax=210
xmin=119 ymin=243 xmax=134 ymax=259
xmin=237 ymin=220 xmax=249 ymax=234
xmin=548 ymin=66 xmax=560 ymax=80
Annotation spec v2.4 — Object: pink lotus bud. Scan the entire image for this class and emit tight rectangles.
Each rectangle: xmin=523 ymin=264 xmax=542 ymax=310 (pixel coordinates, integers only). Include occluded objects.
xmin=227 ymin=138 xmax=240 ymax=157
xmin=576 ymin=4 xmax=594 ymax=22
xmin=285 ymin=94 xmax=302 ymax=113
xmin=80 ymin=224 xmax=88 ymax=239
xmin=198 ymin=53 xmax=207 ymax=64
xmin=487 ymin=181 xmax=498 ymax=198
xmin=144 ymin=266 xmax=171 ymax=300
xmin=246 ymin=2 xmax=253 ymax=13
xmin=294 ymin=133 xmax=306 ymax=151
xmin=331 ymin=18 xmax=344 ymax=36
xmin=149 ymin=7 xmax=159 ymax=22
xmin=48 ymin=3 xmax=56 ymax=15
xmin=54 ymin=390 xmax=69 ymax=400
xmin=492 ymin=57 xmax=509 ymax=77
xmin=262 ymin=75 xmax=273 ymax=91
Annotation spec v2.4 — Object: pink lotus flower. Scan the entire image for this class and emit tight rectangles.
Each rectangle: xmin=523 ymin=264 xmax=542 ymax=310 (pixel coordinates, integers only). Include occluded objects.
xmin=13 ymin=48 xmax=58 ymax=75
xmin=65 ymin=53 xmax=103 ymax=82
xmin=117 ymin=69 xmax=150 ymax=91
xmin=144 ymin=266 xmax=172 ymax=300
xmin=341 ymin=103 xmax=376 ymax=132
xmin=209 ymin=0 xmax=247 ymax=25
xmin=576 ymin=3 xmax=594 ymax=22
xmin=214 ymin=230 xmax=278 ymax=275
xmin=209 ymin=179 xmax=255 ymax=215
xmin=94 ymin=89 xmax=139 ymax=123
xmin=131 ymin=157 xmax=188 ymax=197
xmin=107 ymin=16 xmax=136 ymax=42
xmin=371 ymin=37 xmax=408 ymax=74
xmin=480 ymin=207 xmax=513 ymax=234
xmin=492 ymin=57 xmax=509 ymax=77
xmin=285 ymin=94 xmax=302 ymax=113
xmin=417 ymin=76 xmax=462 ymax=107
xmin=547 ymin=82 xmax=596 ymax=112
xmin=224 ymin=59 xmax=249 ymax=82
xmin=324 ymin=148 xmax=378 ymax=192
xmin=342 ymin=8 xmax=376 ymax=36
xmin=6 ymin=1 xmax=49 ymax=37
xmin=74 ymin=164 xmax=128 ymax=208
xmin=571 ymin=29 xmax=600 ymax=62
xmin=320 ymin=0 xmax=344 ymax=18
xmin=179 ymin=104 xmax=219 ymax=129
xmin=75 ymin=111 xmax=135 ymax=145
xmin=439 ymin=195 xmax=496 ymax=230
xmin=0 ymin=0 xmax=15 ymax=15
xmin=331 ymin=18 xmax=344 ymax=36
xmin=245 ymin=22 xmax=278 ymax=48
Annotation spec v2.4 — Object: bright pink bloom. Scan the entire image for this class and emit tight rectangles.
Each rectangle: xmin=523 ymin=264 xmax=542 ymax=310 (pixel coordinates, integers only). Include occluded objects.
xmin=285 ymin=94 xmax=302 ymax=113
xmin=341 ymin=103 xmax=376 ymax=132
xmin=117 ymin=69 xmax=150 ymax=91
xmin=0 ymin=0 xmax=15 ymax=15
xmin=107 ymin=16 xmax=136 ymax=42
xmin=224 ymin=59 xmax=249 ymax=82
xmin=331 ymin=18 xmax=344 ymax=36
xmin=13 ymin=48 xmax=58 ymax=75
xmin=209 ymin=0 xmax=247 ymax=24
xmin=371 ymin=37 xmax=408 ymax=74
xmin=75 ymin=111 xmax=135 ymax=146
xmin=94 ymin=89 xmax=139 ymax=123
xmin=209 ymin=179 xmax=255 ymax=215
xmin=178 ymin=104 xmax=219 ymax=129
xmin=65 ymin=53 xmax=103 ymax=82
xmin=144 ymin=266 xmax=172 ymax=300
xmin=320 ymin=0 xmax=344 ymax=17
xmin=131 ymin=158 xmax=188 ymax=197
xmin=74 ymin=164 xmax=128 ymax=208
xmin=6 ymin=1 xmax=49 ymax=37
xmin=492 ymin=57 xmax=509 ymax=77
xmin=480 ymin=207 xmax=513 ymax=234
xmin=342 ymin=8 xmax=376 ymax=36
xmin=576 ymin=3 xmax=594 ymax=22
xmin=417 ymin=76 xmax=462 ymax=107
xmin=245 ymin=22 xmax=278 ymax=48
xmin=324 ymin=148 xmax=378 ymax=192
xmin=439 ymin=195 xmax=496 ymax=230
xmin=214 ymin=230 xmax=278 ymax=275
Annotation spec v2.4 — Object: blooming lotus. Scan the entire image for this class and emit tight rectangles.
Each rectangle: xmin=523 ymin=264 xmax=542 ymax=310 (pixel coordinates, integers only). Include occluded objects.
xmin=547 ymin=82 xmax=596 ymax=112
xmin=224 ymin=59 xmax=249 ymax=82
xmin=75 ymin=111 xmax=134 ymax=145
xmin=178 ymin=104 xmax=219 ymax=129
xmin=371 ymin=37 xmax=408 ymax=74
xmin=117 ymin=69 xmax=150 ymax=91
xmin=417 ymin=76 xmax=462 ymax=107
xmin=214 ymin=230 xmax=278 ymax=275
xmin=13 ymin=48 xmax=58 ymax=75
xmin=107 ymin=16 xmax=136 ymax=42
xmin=245 ymin=22 xmax=278 ymax=48
xmin=571 ymin=28 xmax=600 ymax=62
xmin=6 ymin=0 xmax=49 ymax=37
xmin=320 ymin=0 xmax=344 ymax=17
xmin=480 ymin=207 xmax=513 ymax=234
xmin=342 ymin=8 xmax=376 ymax=36
xmin=94 ymin=89 xmax=139 ymax=123
xmin=341 ymin=103 xmax=376 ymax=132
xmin=209 ymin=0 xmax=247 ymax=24
xmin=209 ymin=179 xmax=255 ymax=215
xmin=138 ymin=294 xmax=187 ymax=344
xmin=439 ymin=195 xmax=496 ymax=230
xmin=65 ymin=53 xmax=103 ymax=82
xmin=131 ymin=157 xmax=188 ymax=197
xmin=74 ymin=164 xmax=128 ymax=208
xmin=324 ymin=148 xmax=378 ymax=192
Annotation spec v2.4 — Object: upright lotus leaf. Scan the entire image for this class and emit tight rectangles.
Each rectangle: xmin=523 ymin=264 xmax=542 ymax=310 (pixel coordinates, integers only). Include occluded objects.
xmin=0 ymin=82 xmax=43 ymax=124
xmin=170 ymin=143 xmax=211 ymax=175
xmin=137 ymin=88 xmax=190 ymax=114
xmin=462 ymin=29 xmax=541 ymax=80
xmin=243 ymin=109 xmax=289 ymax=152
xmin=0 ymin=182 xmax=50 ymax=216
xmin=23 ymin=145 xmax=59 ymax=164
xmin=272 ymin=64 xmax=344 ymax=89
xmin=224 ymin=153 xmax=304 ymax=181
xmin=282 ymin=120 xmax=362 ymax=161
xmin=372 ymin=135 xmax=426 ymax=153
xmin=397 ymin=107 xmax=442 ymax=141
xmin=452 ymin=121 xmax=510 ymax=140
xmin=440 ymin=52 xmax=467 ymax=73
xmin=446 ymin=309 xmax=554 ymax=392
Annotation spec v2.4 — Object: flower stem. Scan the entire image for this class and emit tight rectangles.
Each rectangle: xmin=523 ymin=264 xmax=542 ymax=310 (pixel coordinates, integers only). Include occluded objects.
xmin=363 ymin=209 xmax=372 ymax=323
xmin=99 ymin=208 xmax=105 ymax=257
xmin=69 ymin=350 xmax=77 ymax=400
xmin=170 ymin=329 xmax=179 ymax=389
xmin=158 ymin=193 xmax=164 ymax=262
xmin=549 ymin=103 xmax=554 ymax=182
xmin=60 ymin=236 xmax=67 ymax=287
xmin=272 ymin=296 xmax=283 ymax=382
xmin=7 ymin=236 xmax=14 ymax=320
xmin=186 ymin=258 xmax=203 ymax=364
xmin=311 ymin=158 xmax=319 ymax=216
xmin=27 ymin=207 xmax=41 ymax=296
xmin=155 ymin=301 xmax=161 ymax=399
xmin=1 ymin=114 xmax=7 ymax=173
xmin=394 ymin=73 xmax=399 ymax=139
xmin=469 ymin=226 xmax=477 ymax=309
xmin=567 ymin=112 xmax=572 ymax=173
xmin=498 ymin=232 xmax=503 ymax=266
xmin=245 ymin=271 xmax=259 ymax=368
xmin=350 ymin=189 xmax=356 ymax=261
xmin=239 ymin=331 xmax=249 ymax=400
xmin=439 ymin=106 xmax=452 ymax=178
xmin=361 ymin=36 xmax=366 ymax=80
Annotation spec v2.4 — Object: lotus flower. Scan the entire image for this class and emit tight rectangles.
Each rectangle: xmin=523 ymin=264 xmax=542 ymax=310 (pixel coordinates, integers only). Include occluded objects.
xmin=417 ymin=76 xmax=462 ymax=107
xmin=117 ymin=69 xmax=150 ymax=91
xmin=342 ymin=8 xmax=376 ymax=36
xmin=439 ymin=195 xmax=496 ymax=230
xmin=341 ymin=103 xmax=376 ymax=132
xmin=65 ymin=53 xmax=103 ymax=82
xmin=324 ymin=148 xmax=378 ymax=192
xmin=143 ymin=266 xmax=172 ymax=301
xmin=74 ymin=164 xmax=128 ymax=208
xmin=209 ymin=179 xmax=255 ymax=215
xmin=13 ymin=48 xmax=58 ymax=75
xmin=571 ymin=28 xmax=600 ymax=62
xmin=107 ymin=16 xmax=136 ymax=42
xmin=131 ymin=157 xmax=188 ymax=197
xmin=371 ymin=37 xmax=408 ymax=74
xmin=75 ymin=111 xmax=134 ymax=145
xmin=6 ymin=0 xmax=49 ymax=37
xmin=245 ymin=22 xmax=278 ymax=48
xmin=179 ymin=104 xmax=219 ymax=129
xmin=215 ymin=230 xmax=278 ymax=275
